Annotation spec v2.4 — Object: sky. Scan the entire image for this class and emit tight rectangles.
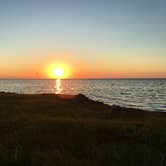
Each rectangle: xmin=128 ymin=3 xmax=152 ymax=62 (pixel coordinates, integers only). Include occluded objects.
xmin=0 ymin=0 xmax=166 ymax=78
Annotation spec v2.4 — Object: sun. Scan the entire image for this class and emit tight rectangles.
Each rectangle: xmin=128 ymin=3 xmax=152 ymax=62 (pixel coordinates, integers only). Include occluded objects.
xmin=53 ymin=67 xmax=64 ymax=78
xmin=46 ymin=63 xmax=71 ymax=79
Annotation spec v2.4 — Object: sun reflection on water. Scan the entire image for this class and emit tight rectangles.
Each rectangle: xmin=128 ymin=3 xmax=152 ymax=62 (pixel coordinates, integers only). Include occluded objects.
xmin=55 ymin=79 xmax=62 ymax=94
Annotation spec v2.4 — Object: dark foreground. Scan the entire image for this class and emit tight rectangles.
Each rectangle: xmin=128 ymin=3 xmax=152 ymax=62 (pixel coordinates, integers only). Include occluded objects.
xmin=0 ymin=92 xmax=166 ymax=166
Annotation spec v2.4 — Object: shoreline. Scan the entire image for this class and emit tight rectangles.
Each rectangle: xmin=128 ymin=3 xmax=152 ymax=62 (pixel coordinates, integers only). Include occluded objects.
xmin=0 ymin=91 xmax=165 ymax=114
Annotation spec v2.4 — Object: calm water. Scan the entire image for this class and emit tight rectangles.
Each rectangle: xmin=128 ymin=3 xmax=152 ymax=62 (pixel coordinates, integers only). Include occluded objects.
xmin=0 ymin=79 xmax=166 ymax=112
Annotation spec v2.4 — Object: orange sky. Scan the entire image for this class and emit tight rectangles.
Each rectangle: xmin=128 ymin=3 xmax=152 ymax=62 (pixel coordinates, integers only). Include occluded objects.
xmin=0 ymin=54 xmax=165 ymax=79
xmin=0 ymin=50 xmax=166 ymax=79
xmin=1 ymin=49 xmax=166 ymax=79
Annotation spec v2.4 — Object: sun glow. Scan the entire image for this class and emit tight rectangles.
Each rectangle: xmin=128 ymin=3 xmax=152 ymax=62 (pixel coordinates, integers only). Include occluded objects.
xmin=53 ymin=68 xmax=64 ymax=78
xmin=47 ymin=63 xmax=71 ymax=79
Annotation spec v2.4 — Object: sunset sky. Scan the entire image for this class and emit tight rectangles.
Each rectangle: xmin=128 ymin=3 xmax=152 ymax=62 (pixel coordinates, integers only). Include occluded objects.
xmin=0 ymin=0 xmax=166 ymax=78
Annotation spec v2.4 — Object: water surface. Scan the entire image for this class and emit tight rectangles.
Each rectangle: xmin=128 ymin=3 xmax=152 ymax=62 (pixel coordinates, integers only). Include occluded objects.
xmin=0 ymin=79 xmax=165 ymax=111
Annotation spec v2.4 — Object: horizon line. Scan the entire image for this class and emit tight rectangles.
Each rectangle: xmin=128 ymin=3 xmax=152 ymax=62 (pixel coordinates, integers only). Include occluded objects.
xmin=0 ymin=77 xmax=166 ymax=80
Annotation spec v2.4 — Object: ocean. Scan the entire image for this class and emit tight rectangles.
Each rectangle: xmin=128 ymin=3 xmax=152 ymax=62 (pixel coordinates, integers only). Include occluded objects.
xmin=0 ymin=79 xmax=165 ymax=112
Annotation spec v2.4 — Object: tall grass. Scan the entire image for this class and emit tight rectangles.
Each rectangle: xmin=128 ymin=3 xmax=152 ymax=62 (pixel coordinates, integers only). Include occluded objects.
xmin=0 ymin=93 xmax=166 ymax=165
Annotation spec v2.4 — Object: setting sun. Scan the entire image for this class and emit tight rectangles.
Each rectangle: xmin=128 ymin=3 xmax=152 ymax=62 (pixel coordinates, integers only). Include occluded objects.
xmin=46 ymin=63 xmax=71 ymax=79
xmin=53 ymin=67 xmax=64 ymax=78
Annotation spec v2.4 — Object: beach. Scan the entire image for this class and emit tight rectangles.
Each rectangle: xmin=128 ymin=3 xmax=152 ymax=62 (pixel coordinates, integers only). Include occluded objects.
xmin=0 ymin=92 xmax=166 ymax=165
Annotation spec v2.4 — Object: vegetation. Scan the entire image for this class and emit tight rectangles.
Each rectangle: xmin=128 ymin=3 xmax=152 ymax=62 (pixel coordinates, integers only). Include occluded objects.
xmin=0 ymin=92 xmax=166 ymax=166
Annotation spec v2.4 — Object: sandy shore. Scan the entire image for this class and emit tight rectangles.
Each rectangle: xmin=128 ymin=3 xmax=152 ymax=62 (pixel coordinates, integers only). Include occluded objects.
xmin=0 ymin=92 xmax=166 ymax=165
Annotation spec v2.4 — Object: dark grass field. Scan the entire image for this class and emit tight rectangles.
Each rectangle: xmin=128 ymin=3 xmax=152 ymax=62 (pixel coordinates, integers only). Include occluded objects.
xmin=0 ymin=92 xmax=166 ymax=166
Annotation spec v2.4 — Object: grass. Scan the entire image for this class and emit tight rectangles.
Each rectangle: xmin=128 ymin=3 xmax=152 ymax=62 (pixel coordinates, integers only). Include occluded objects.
xmin=0 ymin=92 xmax=166 ymax=165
